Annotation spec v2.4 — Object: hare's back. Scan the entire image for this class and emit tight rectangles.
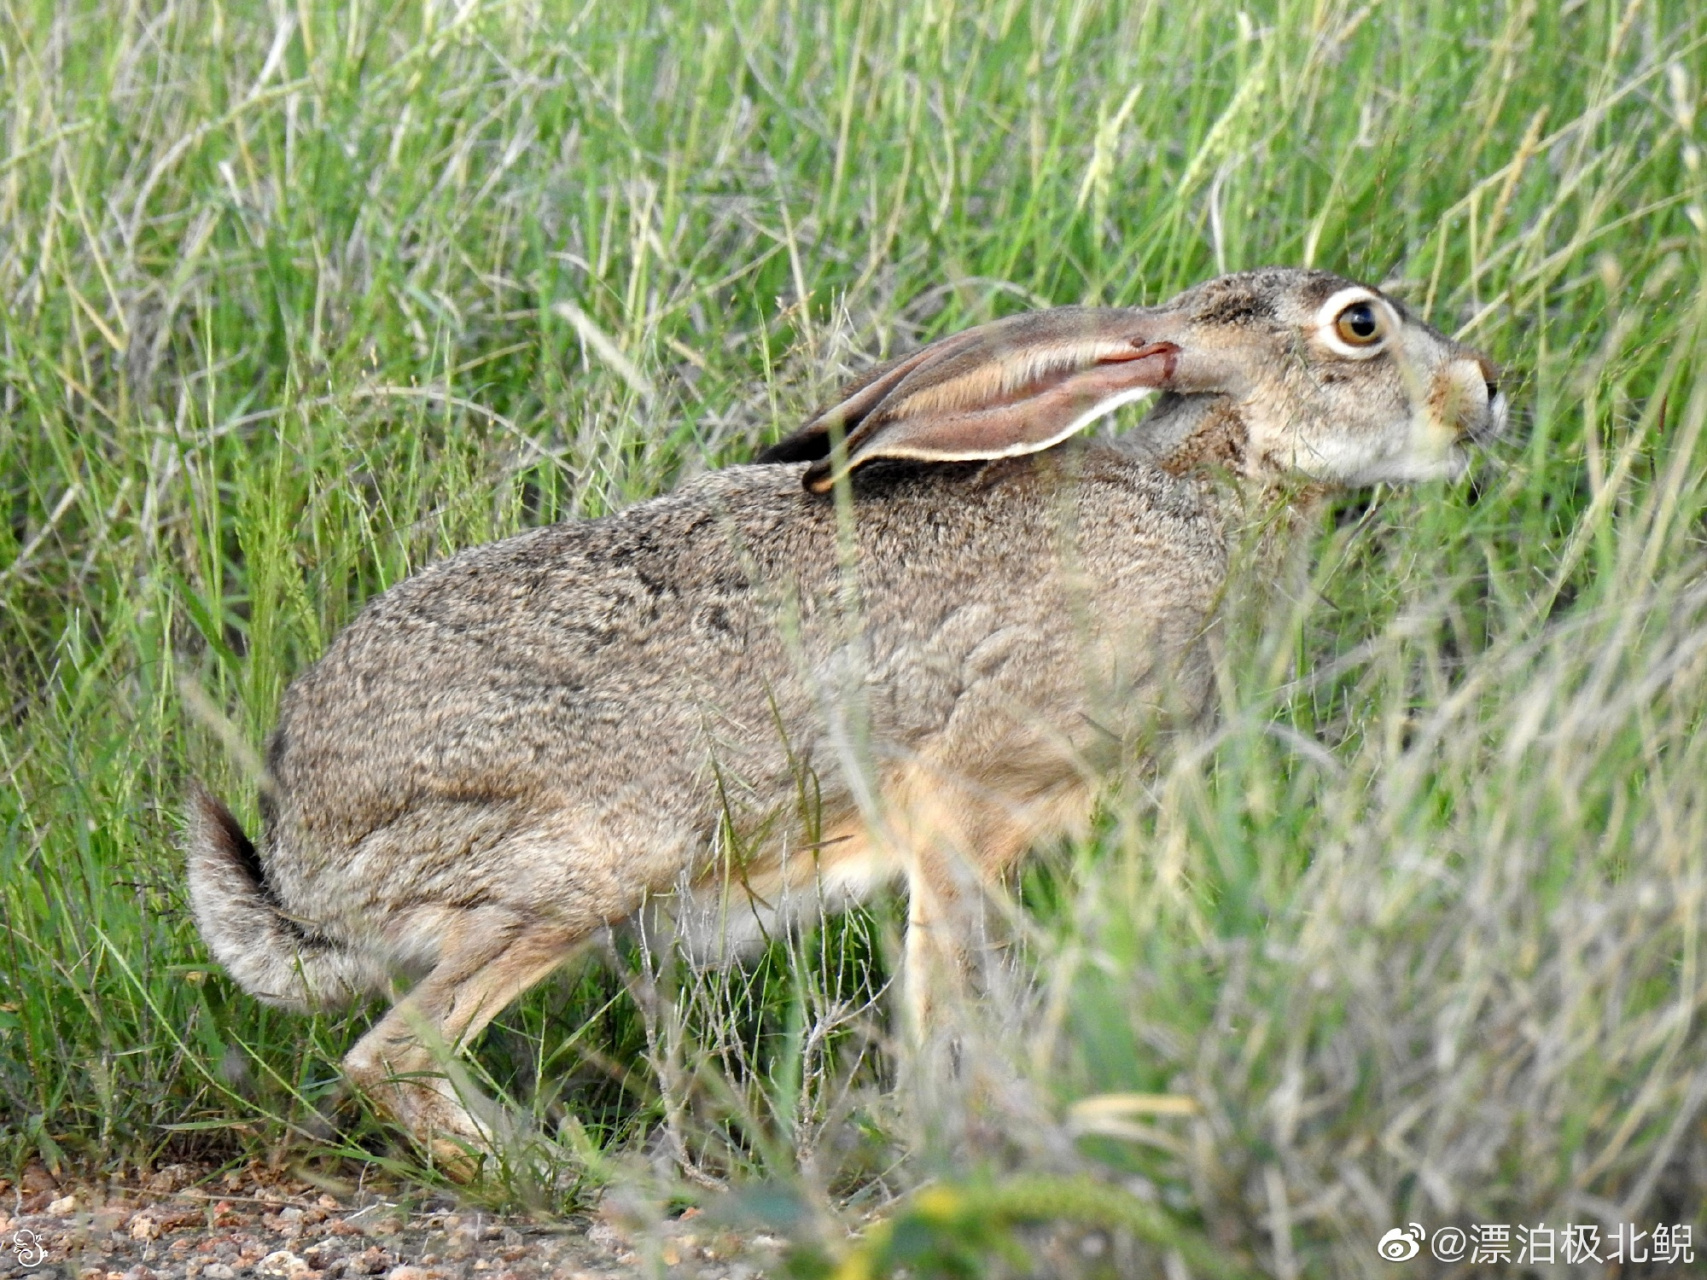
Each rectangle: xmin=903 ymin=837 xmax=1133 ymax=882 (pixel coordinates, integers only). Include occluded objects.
xmin=266 ymin=467 xmax=824 ymax=848
xmin=265 ymin=448 xmax=1220 ymax=860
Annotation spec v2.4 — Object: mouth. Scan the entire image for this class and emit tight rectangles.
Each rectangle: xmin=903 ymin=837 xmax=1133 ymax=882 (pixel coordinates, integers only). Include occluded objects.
xmin=1394 ymin=380 xmax=1501 ymax=484
xmin=1437 ymin=442 xmax=1473 ymax=481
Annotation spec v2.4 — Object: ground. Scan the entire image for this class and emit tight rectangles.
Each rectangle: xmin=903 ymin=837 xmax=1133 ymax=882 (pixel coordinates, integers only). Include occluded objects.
xmin=0 ymin=1166 xmax=787 ymax=1280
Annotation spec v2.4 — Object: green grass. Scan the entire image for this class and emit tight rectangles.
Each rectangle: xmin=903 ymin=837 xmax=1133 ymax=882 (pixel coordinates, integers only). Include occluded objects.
xmin=4 ymin=0 xmax=1706 ymax=1271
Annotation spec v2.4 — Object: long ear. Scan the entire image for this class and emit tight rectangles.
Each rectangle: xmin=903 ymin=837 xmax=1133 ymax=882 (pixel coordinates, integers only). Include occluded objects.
xmin=755 ymin=328 xmax=991 ymax=464
xmin=760 ymin=308 xmax=1181 ymax=494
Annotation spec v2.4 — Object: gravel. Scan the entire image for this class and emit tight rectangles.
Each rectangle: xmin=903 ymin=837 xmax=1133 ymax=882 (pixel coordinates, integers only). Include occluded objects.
xmin=0 ymin=1164 xmax=787 ymax=1280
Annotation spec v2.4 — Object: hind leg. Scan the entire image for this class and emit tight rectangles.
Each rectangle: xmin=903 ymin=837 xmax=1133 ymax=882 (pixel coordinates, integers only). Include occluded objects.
xmin=343 ymin=912 xmax=580 ymax=1177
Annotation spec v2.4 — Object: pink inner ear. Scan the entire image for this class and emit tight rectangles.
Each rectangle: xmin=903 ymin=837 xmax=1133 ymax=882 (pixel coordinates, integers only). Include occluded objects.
xmin=805 ymin=340 xmax=1180 ymax=492
xmin=1105 ymin=340 xmax=1179 ymax=371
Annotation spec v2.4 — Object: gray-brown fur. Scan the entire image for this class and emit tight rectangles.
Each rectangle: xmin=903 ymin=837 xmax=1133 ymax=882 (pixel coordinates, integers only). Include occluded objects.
xmin=193 ymin=454 xmax=1219 ymax=995
xmin=185 ymin=268 xmax=1505 ymax=1169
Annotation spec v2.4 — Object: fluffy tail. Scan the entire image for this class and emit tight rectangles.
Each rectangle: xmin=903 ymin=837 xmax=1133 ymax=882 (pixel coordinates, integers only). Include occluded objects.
xmin=185 ymin=784 xmax=376 ymax=1012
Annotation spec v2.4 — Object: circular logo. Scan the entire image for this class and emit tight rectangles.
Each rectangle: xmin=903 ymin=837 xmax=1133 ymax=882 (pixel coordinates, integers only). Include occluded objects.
xmin=10 ymin=1229 xmax=46 ymax=1267
xmin=1378 ymin=1225 xmax=1425 ymax=1261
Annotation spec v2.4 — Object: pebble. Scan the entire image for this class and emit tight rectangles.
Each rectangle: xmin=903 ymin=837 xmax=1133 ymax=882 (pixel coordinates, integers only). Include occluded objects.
xmin=258 ymin=1250 xmax=312 ymax=1277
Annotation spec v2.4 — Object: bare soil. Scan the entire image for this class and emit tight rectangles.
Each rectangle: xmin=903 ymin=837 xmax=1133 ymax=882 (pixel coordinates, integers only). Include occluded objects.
xmin=0 ymin=1164 xmax=786 ymax=1280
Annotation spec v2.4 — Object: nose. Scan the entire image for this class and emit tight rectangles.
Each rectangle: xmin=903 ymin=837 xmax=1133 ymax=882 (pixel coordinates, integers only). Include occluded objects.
xmin=1451 ymin=351 xmax=1507 ymax=444
xmin=1476 ymin=353 xmax=1500 ymax=404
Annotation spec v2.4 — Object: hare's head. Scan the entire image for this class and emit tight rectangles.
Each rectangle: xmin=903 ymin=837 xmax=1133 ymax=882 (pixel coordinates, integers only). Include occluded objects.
xmin=761 ymin=267 xmax=1506 ymax=491
xmin=1140 ymin=268 xmax=1505 ymax=485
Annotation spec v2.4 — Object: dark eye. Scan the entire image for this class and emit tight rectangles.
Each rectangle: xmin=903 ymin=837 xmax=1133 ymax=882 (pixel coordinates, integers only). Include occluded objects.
xmin=1334 ymin=301 xmax=1383 ymax=346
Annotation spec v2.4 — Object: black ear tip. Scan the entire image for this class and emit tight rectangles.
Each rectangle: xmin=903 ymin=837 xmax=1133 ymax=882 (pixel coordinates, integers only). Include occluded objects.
xmin=756 ymin=430 xmax=826 ymax=465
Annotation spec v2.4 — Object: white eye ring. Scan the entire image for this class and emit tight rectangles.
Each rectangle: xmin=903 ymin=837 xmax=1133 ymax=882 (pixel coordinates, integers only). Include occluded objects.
xmin=1315 ymin=287 xmax=1396 ymax=359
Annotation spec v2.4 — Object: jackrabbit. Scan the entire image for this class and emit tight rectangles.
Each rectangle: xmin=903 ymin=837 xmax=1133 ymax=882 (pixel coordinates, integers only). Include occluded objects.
xmin=187 ymin=267 xmax=1505 ymax=1168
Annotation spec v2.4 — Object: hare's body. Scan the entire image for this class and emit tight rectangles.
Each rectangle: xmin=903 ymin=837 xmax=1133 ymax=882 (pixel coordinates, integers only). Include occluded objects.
xmin=188 ymin=268 xmax=1505 ymax=1168
xmin=205 ymin=449 xmax=1221 ymax=997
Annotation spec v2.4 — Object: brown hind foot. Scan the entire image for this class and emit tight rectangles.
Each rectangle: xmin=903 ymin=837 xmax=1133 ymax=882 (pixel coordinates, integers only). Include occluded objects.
xmin=343 ymin=1056 xmax=497 ymax=1181
xmin=342 ymin=913 xmax=584 ymax=1179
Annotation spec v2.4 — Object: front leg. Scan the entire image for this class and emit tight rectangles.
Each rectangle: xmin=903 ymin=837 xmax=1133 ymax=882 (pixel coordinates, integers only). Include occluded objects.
xmin=891 ymin=771 xmax=1080 ymax=1044
xmin=900 ymin=853 xmax=977 ymax=1043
